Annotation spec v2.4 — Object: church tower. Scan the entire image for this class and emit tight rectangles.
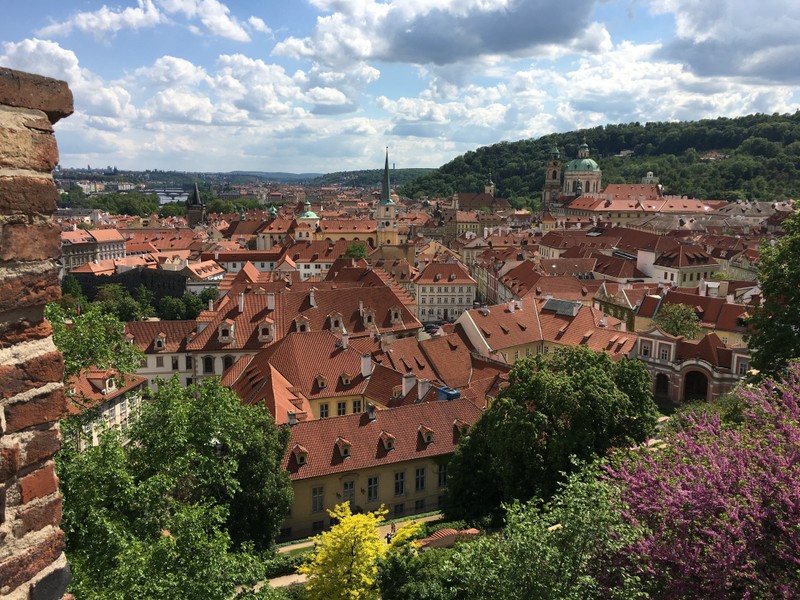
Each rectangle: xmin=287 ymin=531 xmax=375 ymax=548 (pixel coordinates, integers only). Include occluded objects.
xmin=376 ymin=147 xmax=398 ymax=246
xmin=542 ymin=145 xmax=561 ymax=213
xmin=186 ymin=183 xmax=206 ymax=228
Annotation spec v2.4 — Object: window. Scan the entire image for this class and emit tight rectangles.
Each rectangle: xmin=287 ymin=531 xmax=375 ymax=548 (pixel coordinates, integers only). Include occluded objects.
xmin=156 ymin=356 xmax=164 ymax=368
xmin=312 ymin=520 xmax=325 ymax=533
xmin=312 ymin=487 xmax=324 ymax=513
xmin=641 ymin=342 xmax=650 ymax=357
xmin=415 ymin=467 xmax=425 ymax=492
xmin=438 ymin=463 xmax=447 ymax=488
xmin=394 ymin=472 xmax=405 ymax=496
xmin=394 ymin=503 xmax=404 ymax=517
xmin=353 ymin=399 xmax=362 ymax=413
xmin=223 ymin=356 xmax=234 ymax=370
xmin=171 ymin=356 xmax=179 ymax=370
xmin=367 ymin=476 xmax=379 ymax=502
xmin=414 ymin=499 xmax=425 ymax=512
xmin=738 ymin=361 xmax=749 ymax=376
xmin=186 ymin=377 xmax=193 ymax=386
xmin=343 ymin=481 xmax=355 ymax=508
xmin=722 ymin=336 xmax=728 ymax=345
xmin=320 ymin=403 xmax=329 ymax=419
xmin=186 ymin=356 xmax=192 ymax=369
xmin=660 ymin=346 xmax=669 ymax=361
xmin=140 ymin=357 xmax=147 ymax=368
xmin=337 ymin=401 xmax=346 ymax=416
xmin=203 ymin=356 xmax=213 ymax=374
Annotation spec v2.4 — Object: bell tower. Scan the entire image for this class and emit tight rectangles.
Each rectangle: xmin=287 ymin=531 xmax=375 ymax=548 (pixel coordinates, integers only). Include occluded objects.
xmin=542 ymin=144 xmax=561 ymax=213
xmin=376 ymin=147 xmax=398 ymax=245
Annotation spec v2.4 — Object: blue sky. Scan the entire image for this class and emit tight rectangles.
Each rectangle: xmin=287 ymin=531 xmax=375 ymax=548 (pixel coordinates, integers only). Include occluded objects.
xmin=1 ymin=0 xmax=799 ymax=173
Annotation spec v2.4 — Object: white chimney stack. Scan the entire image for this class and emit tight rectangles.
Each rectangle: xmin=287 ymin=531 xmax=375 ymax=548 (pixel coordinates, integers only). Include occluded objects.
xmin=361 ymin=353 xmax=371 ymax=378
xmin=359 ymin=300 xmax=364 ymax=316
xmin=208 ymin=298 xmax=214 ymax=311
xmin=508 ymin=301 xmax=515 ymax=313
xmin=309 ymin=287 xmax=316 ymax=308
xmin=402 ymin=373 xmax=416 ymax=397
xmin=417 ymin=378 xmax=431 ymax=400
xmin=267 ymin=292 xmax=275 ymax=310
xmin=238 ymin=292 xmax=244 ymax=313
xmin=287 ymin=411 xmax=297 ymax=426
xmin=342 ymin=329 xmax=349 ymax=350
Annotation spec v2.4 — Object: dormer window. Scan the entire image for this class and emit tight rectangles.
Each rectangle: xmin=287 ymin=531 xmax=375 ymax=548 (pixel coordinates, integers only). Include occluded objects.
xmin=419 ymin=425 xmax=434 ymax=444
xmin=380 ymin=430 xmax=395 ymax=451
xmin=389 ymin=306 xmax=402 ymax=324
xmin=105 ymin=377 xmax=116 ymax=393
xmin=453 ymin=418 xmax=469 ymax=437
xmin=258 ymin=319 xmax=274 ymax=343
xmin=218 ymin=320 xmax=234 ymax=343
xmin=155 ymin=333 xmax=166 ymax=350
xmin=435 ymin=273 xmax=442 ymax=282
xmin=341 ymin=373 xmax=352 ymax=386
xmin=328 ymin=311 xmax=344 ymax=332
xmin=316 ymin=374 xmax=327 ymax=389
xmin=362 ymin=308 xmax=375 ymax=327
xmin=335 ymin=436 xmax=351 ymax=459
xmin=295 ymin=315 xmax=310 ymax=333
xmin=292 ymin=443 xmax=308 ymax=466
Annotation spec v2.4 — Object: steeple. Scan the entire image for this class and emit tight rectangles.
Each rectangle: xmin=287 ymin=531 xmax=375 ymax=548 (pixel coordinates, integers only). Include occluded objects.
xmin=379 ymin=146 xmax=395 ymax=206
xmin=188 ymin=183 xmax=202 ymax=207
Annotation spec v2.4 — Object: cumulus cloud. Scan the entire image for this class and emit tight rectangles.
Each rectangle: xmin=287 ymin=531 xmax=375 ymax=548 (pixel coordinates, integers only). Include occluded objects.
xmin=247 ymin=16 xmax=272 ymax=35
xmin=650 ymin=0 xmax=800 ymax=83
xmin=37 ymin=0 xmax=162 ymax=39
xmin=274 ymin=0 xmax=604 ymax=67
xmin=133 ymin=55 xmax=209 ymax=87
xmin=37 ymin=0 xmax=251 ymax=42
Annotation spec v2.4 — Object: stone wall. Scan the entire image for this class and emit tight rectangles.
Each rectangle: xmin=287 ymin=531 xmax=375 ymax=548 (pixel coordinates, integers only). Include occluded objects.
xmin=0 ymin=68 xmax=73 ymax=599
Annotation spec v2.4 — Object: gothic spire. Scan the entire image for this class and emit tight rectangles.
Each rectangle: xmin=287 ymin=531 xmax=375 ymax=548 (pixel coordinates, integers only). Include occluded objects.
xmin=379 ymin=146 xmax=395 ymax=205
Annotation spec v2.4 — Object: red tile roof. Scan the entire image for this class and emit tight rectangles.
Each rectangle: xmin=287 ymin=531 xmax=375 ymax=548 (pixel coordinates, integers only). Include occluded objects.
xmin=284 ymin=398 xmax=482 ymax=480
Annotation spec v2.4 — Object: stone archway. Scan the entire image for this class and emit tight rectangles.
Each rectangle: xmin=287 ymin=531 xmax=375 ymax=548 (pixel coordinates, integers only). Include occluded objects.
xmin=683 ymin=370 xmax=709 ymax=402
xmin=655 ymin=373 xmax=670 ymax=398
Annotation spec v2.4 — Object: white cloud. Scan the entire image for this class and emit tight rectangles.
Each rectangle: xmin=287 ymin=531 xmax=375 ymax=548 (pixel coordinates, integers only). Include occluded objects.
xmin=133 ymin=55 xmax=209 ymax=87
xmin=247 ymin=16 xmax=272 ymax=35
xmin=37 ymin=0 xmax=162 ymax=39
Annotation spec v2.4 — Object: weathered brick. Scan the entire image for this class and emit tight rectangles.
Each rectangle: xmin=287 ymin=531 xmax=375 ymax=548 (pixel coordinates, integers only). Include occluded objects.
xmin=0 ymin=445 xmax=20 ymax=482
xmin=20 ymin=463 xmax=58 ymax=503
xmin=0 ymin=222 xmax=61 ymax=262
xmin=0 ymin=266 xmax=60 ymax=314
xmin=30 ymin=563 xmax=71 ymax=600
xmin=0 ymin=68 xmax=73 ymax=123
xmin=21 ymin=429 xmax=61 ymax=468
xmin=0 ymin=531 xmax=64 ymax=594
xmin=5 ymin=387 xmax=66 ymax=433
xmin=0 ymin=123 xmax=59 ymax=172
xmin=0 ymin=176 xmax=58 ymax=216
xmin=14 ymin=496 xmax=62 ymax=537
xmin=0 ymin=319 xmax=50 ymax=350
xmin=0 ymin=351 xmax=64 ymax=400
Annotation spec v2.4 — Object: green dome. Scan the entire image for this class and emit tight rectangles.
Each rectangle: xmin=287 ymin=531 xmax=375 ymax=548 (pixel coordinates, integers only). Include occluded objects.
xmin=298 ymin=209 xmax=319 ymax=219
xmin=564 ymin=158 xmax=600 ymax=172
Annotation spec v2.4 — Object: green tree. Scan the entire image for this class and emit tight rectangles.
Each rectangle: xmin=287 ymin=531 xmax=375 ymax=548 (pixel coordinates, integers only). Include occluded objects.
xmin=135 ymin=284 xmax=156 ymax=318
xmin=653 ymin=302 xmax=701 ymax=339
xmin=299 ymin=503 xmax=421 ymax=600
xmin=344 ymin=241 xmax=369 ymax=259
xmin=157 ymin=296 xmax=187 ymax=320
xmin=748 ymin=209 xmax=800 ymax=375
xmin=45 ymin=302 xmax=143 ymax=384
xmin=58 ymin=377 xmax=293 ymax=597
xmin=445 ymin=347 xmax=657 ymax=521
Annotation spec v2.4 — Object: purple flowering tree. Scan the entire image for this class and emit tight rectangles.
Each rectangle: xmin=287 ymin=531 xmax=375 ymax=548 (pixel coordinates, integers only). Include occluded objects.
xmin=605 ymin=364 xmax=800 ymax=598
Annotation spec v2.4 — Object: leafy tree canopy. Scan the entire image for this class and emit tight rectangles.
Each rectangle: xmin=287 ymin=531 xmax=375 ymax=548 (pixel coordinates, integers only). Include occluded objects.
xmin=58 ymin=377 xmax=293 ymax=598
xmin=445 ymin=347 xmax=657 ymax=521
xmin=747 ymin=208 xmax=800 ymax=375
xmin=344 ymin=241 xmax=369 ymax=259
xmin=299 ymin=503 xmax=422 ymax=600
xmin=653 ymin=302 xmax=701 ymax=339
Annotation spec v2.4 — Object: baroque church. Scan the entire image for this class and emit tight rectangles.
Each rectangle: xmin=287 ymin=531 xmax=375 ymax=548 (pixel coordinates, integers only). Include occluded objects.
xmin=541 ymin=141 xmax=602 ymax=213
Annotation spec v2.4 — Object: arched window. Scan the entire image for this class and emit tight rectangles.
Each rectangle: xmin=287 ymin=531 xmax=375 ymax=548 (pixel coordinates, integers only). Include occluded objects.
xmin=203 ymin=356 xmax=214 ymax=374
xmin=552 ymin=170 xmax=557 ymax=180
xmin=223 ymin=355 xmax=234 ymax=370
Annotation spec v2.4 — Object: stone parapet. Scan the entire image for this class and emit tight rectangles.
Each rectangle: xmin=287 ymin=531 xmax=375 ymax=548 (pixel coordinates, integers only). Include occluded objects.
xmin=0 ymin=67 xmax=72 ymax=600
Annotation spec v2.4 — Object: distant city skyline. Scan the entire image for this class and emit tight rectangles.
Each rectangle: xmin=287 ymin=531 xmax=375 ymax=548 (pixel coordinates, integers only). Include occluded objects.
xmin=1 ymin=0 xmax=799 ymax=173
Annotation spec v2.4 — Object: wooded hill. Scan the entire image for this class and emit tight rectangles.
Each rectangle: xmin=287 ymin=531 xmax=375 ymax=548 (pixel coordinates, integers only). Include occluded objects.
xmin=309 ymin=168 xmax=434 ymax=188
xmin=399 ymin=112 xmax=800 ymax=204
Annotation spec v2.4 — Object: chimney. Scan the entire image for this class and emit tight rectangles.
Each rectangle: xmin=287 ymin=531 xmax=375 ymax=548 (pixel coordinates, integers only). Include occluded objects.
xmin=342 ymin=329 xmax=349 ymax=350
xmin=361 ymin=353 xmax=372 ymax=378
xmin=359 ymin=300 xmax=364 ymax=316
xmin=214 ymin=250 xmax=219 ymax=261
xmin=402 ymin=372 xmax=416 ymax=397
xmin=309 ymin=287 xmax=316 ymax=307
xmin=208 ymin=298 xmax=214 ymax=311
xmin=367 ymin=403 xmax=377 ymax=421
xmin=417 ymin=378 xmax=431 ymax=400
xmin=238 ymin=292 xmax=244 ymax=313
xmin=287 ymin=410 xmax=297 ymax=426
xmin=267 ymin=292 xmax=275 ymax=310
xmin=508 ymin=301 xmax=515 ymax=313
